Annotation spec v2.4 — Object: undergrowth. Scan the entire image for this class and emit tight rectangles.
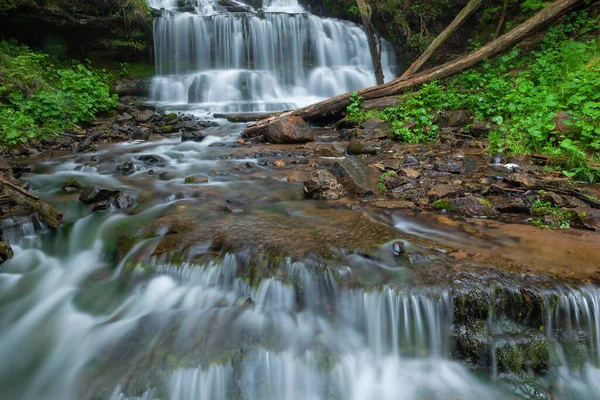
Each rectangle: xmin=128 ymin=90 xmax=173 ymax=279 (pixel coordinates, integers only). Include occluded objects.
xmin=347 ymin=9 xmax=600 ymax=181
xmin=0 ymin=41 xmax=118 ymax=147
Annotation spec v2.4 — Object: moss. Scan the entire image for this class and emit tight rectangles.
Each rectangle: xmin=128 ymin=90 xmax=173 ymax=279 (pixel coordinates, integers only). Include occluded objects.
xmin=477 ymin=197 xmax=494 ymax=208
xmin=432 ymin=199 xmax=458 ymax=213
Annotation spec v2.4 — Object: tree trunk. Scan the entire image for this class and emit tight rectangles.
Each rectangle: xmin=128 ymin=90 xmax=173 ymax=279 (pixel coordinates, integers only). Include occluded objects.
xmin=243 ymin=0 xmax=585 ymax=138
xmin=356 ymin=0 xmax=385 ymax=85
xmin=495 ymin=0 xmax=510 ymax=39
xmin=400 ymin=0 xmax=483 ymax=79
xmin=0 ymin=178 xmax=63 ymax=228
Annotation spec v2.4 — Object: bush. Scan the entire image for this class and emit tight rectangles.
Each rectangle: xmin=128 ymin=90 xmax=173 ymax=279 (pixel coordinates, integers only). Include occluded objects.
xmin=0 ymin=42 xmax=118 ymax=147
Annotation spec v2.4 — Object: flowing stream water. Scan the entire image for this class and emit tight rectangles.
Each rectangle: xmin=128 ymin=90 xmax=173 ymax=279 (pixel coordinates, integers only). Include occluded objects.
xmin=1 ymin=1 xmax=600 ymax=399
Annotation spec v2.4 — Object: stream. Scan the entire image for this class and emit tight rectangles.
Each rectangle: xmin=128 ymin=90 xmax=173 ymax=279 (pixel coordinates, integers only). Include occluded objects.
xmin=1 ymin=1 xmax=600 ymax=399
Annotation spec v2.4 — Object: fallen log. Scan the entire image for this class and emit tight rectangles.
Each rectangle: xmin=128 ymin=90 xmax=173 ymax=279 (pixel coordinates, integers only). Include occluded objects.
xmin=400 ymin=0 xmax=483 ymax=79
xmin=243 ymin=0 xmax=585 ymax=137
xmin=0 ymin=177 xmax=63 ymax=228
xmin=213 ymin=112 xmax=279 ymax=123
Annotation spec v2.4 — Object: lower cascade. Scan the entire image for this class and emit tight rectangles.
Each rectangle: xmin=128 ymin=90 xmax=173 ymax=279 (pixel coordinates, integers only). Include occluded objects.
xmin=149 ymin=0 xmax=396 ymax=112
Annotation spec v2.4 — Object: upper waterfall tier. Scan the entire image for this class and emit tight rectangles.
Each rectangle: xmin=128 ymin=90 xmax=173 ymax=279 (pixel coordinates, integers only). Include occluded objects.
xmin=149 ymin=0 xmax=397 ymax=113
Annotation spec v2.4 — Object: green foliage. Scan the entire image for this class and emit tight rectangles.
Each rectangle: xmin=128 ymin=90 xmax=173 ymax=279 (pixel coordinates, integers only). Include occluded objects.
xmin=530 ymin=199 xmax=573 ymax=230
xmin=346 ymin=91 xmax=364 ymax=122
xmin=378 ymin=171 xmax=396 ymax=191
xmin=0 ymin=42 xmax=117 ymax=147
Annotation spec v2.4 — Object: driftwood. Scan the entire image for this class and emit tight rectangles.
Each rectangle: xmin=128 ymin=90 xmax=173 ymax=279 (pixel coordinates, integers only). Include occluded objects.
xmin=400 ymin=0 xmax=483 ymax=79
xmin=0 ymin=177 xmax=63 ymax=228
xmin=213 ymin=112 xmax=278 ymax=123
xmin=243 ymin=0 xmax=585 ymax=137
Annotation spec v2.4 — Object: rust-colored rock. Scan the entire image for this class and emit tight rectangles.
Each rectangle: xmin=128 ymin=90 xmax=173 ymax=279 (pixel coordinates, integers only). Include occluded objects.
xmin=262 ymin=116 xmax=314 ymax=144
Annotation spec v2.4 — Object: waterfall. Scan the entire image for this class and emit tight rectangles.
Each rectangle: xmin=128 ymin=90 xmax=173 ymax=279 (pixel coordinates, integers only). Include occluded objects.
xmin=149 ymin=0 xmax=396 ymax=112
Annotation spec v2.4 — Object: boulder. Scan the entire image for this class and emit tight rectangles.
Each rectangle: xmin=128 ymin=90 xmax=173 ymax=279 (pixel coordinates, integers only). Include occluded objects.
xmin=131 ymin=127 xmax=151 ymax=141
xmin=59 ymin=180 xmax=83 ymax=192
xmin=182 ymin=131 xmax=208 ymax=142
xmin=114 ymin=78 xmax=150 ymax=97
xmin=433 ymin=196 xmax=498 ymax=217
xmin=574 ymin=208 xmax=600 ymax=231
xmin=0 ymin=242 xmax=13 ymax=264
xmin=263 ymin=116 xmax=314 ymax=144
xmin=434 ymin=161 xmax=462 ymax=174
xmin=79 ymin=185 xmax=120 ymax=204
xmin=303 ymin=169 xmax=344 ymax=200
xmin=138 ymin=154 xmax=167 ymax=166
xmin=360 ymin=118 xmax=390 ymax=140
xmin=135 ymin=109 xmax=154 ymax=123
xmin=331 ymin=159 xmax=378 ymax=196
xmin=112 ymin=192 xmax=135 ymax=209
xmin=347 ymin=139 xmax=377 ymax=155
xmin=184 ymin=176 xmax=209 ymax=184
xmin=114 ymin=161 xmax=138 ymax=176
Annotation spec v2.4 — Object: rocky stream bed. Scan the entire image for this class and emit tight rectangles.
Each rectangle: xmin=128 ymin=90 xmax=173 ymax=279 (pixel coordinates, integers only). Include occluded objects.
xmin=1 ymin=98 xmax=600 ymax=399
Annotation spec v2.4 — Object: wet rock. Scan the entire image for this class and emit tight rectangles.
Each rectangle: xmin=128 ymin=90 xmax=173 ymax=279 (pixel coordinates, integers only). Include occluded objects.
xmin=274 ymin=159 xmax=286 ymax=167
xmin=360 ymin=118 xmax=390 ymax=140
xmin=434 ymin=161 xmax=462 ymax=174
xmin=91 ymin=201 xmax=111 ymax=212
xmin=470 ymin=120 xmax=492 ymax=137
xmin=488 ymin=197 xmax=529 ymax=213
xmin=334 ymin=117 xmax=356 ymax=130
xmin=541 ymin=191 xmax=565 ymax=206
xmin=114 ymin=161 xmax=137 ymax=176
xmin=427 ymin=184 xmax=462 ymax=201
xmin=181 ymin=131 xmax=208 ymax=142
xmin=116 ymin=112 xmax=133 ymax=123
xmin=159 ymin=171 xmax=177 ymax=181
xmin=392 ymin=241 xmax=405 ymax=257
xmin=331 ymin=159 xmax=378 ymax=196
xmin=184 ymin=176 xmax=209 ymax=184
xmin=399 ymin=167 xmax=420 ymax=180
xmin=403 ymin=156 xmax=419 ymax=166
xmin=303 ymin=170 xmax=344 ymax=200
xmin=114 ymin=78 xmax=150 ymax=97
xmin=138 ymin=154 xmax=167 ymax=166
xmin=506 ymin=173 xmax=538 ymax=188
xmin=390 ymin=182 xmax=415 ymax=194
xmin=113 ymin=192 xmax=135 ymax=209
xmin=263 ymin=116 xmax=314 ymax=144
xmin=347 ymin=139 xmax=377 ymax=155
xmin=79 ymin=185 xmax=120 ymax=204
xmin=158 ymin=125 xmax=177 ymax=134
xmin=221 ymin=205 xmax=244 ymax=214
xmin=435 ymin=110 xmax=473 ymax=128
xmin=380 ymin=173 xmax=409 ymax=190
xmin=574 ymin=208 xmax=600 ymax=231
xmin=59 ymin=179 xmax=83 ymax=192
xmin=134 ymin=109 xmax=154 ymax=123
xmin=131 ymin=127 xmax=151 ymax=141
xmin=433 ymin=196 xmax=498 ymax=217
xmin=314 ymin=145 xmax=342 ymax=158
xmin=0 ymin=156 xmax=13 ymax=179
xmin=463 ymin=156 xmax=479 ymax=173
xmin=369 ymin=200 xmax=416 ymax=209
xmin=0 ymin=241 xmax=13 ymax=264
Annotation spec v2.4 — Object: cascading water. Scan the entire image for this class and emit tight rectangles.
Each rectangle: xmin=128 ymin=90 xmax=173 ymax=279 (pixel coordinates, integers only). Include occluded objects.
xmin=150 ymin=0 xmax=396 ymax=112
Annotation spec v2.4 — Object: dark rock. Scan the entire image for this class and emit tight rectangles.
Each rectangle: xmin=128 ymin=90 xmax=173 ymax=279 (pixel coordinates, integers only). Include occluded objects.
xmin=435 ymin=110 xmax=473 ymax=128
xmin=314 ymin=145 xmax=342 ymax=158
xmin=0 ymin=156 xmax=13 ymax=179
xmin=347 ymin=139 xmax=377 ymax=155
xmin=91 ymin=201 xmax=112 ymax=212
xmin=79 ymin=185 xmax=119 ymax=204
xmin=59 ymin=180 xmax=83 ymax=192
xmin=114 ymin=161 xmax=137 ymax=176
xmin=390 ymin=182 xmax=415 ymax=193
xmin=262 ymin=116 xmax=314 ymax=144
xmin=334 ymin=117 xmax=357 ymax=130
xmin=331 ymin=159 xmax=378 ymax=196
xmin=360 ymin=118 xmax=390 ymax=140
xmin=159 ymin=172 xmax=178 ymax=181
xmin=115 ymin=78 xmax=150 ymax=97
xmin=506 ymin=173 xmax=538 ymax=188
xmin=433 ymin=196 xmax=498 ymax=217
xmin=403 ymin=156 xmax=419 ymax=166
xmin=0 ymin=242 xmax=14 ymax=264
xmin=427 ymin=184 xmax=462 ymax=201
xmin=435 ymin=161 xmax=462 ymax=174
xmin=138 ymin=154 xmax=167 ymax=166
xmin=574 ymin=208 xmax=600 ymax=231
xmin=488 ymin=197 xmax=529 ymax=213
xmin=221 ymin=205 xmax=244 ymax=214
xmin=470 ymin=121 xmax=492 ymax=137
xmin=541 ymin=191 xmax=565 ymax=206
xmin=303 ymin=169 xmax=344 ymax=200
xmin=116 ymin=112 xmax=134 ymax=123
xmin=463 ymin=157 xmax=479 ymax=173
xmin=363 ymin=97 xmax=400 ymax=110
xmin=131 ymin=127 xmax=151 ymax=141
xmin=381 ymin=173 xmax=409 ymax=190
xmin=181 ymin=131 xmax=208 ymax=142
xmin=134 ymin=109 xmax=154 ymax=123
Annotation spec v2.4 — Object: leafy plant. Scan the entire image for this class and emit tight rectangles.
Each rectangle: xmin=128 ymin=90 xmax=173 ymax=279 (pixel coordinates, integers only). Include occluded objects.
xmin=346 ymin=91 xmax=365 ymax=122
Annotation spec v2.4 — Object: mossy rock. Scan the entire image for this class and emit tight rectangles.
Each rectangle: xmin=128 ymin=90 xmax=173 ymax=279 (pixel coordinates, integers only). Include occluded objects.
xmin=433 ymin=196 xmax=498 ymax=217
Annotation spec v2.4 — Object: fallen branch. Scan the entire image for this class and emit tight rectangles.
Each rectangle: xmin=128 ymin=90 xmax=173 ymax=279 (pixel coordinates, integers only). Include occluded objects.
xmin=400 ymin=0 xmax=483 ymax=79
xmin=530 ymin=186 xmax=600 ymax=208
xmin=495 ymin=0 xmax=510 ymax=39
xmin=75 ymin=131 xmax=106 ymax=153
xmin=0 ymin=177 xmax=62 ymax=228
xmin=243 ymin=0 xmax=585 ymax=137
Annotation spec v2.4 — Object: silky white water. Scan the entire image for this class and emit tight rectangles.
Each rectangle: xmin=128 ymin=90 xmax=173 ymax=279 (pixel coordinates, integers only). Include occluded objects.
xmin=149 ymin=0 xmax=396 ymax=112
